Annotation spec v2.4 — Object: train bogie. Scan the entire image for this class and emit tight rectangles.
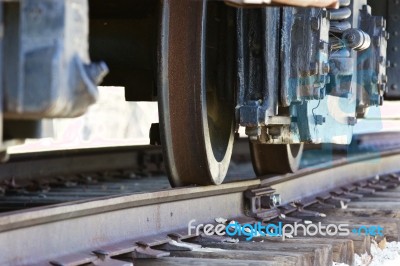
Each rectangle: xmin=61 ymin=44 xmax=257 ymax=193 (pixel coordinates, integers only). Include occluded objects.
xmin=0 ymin=0 xmax=397 ymax=186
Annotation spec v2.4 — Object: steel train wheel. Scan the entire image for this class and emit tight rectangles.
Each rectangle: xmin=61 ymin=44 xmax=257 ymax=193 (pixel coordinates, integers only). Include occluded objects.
xmin=250 ymin=143 xmax=304 ymax=176
xmin=158 ymin=0 xmax=236 ymax=186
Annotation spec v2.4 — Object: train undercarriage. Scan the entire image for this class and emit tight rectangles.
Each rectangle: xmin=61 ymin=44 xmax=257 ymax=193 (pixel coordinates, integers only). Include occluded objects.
xmin=0 ymin=0 xmax=398 ymax=187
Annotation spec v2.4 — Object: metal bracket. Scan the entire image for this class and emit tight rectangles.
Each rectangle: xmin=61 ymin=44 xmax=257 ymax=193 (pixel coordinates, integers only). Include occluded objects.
xmin=244 ymin=186 xmax=282 ymax=219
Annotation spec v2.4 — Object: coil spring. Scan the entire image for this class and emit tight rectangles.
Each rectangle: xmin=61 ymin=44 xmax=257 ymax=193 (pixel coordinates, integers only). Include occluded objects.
xmin=329 ymin=0 xmax=352 ymax=51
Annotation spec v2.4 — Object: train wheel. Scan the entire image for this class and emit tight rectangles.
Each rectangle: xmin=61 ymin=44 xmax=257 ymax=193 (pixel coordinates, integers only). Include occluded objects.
xmin=158 ymin=0 xmax=236 ymax=186
xmin=250 ymin=143 xmax=304 ymax=176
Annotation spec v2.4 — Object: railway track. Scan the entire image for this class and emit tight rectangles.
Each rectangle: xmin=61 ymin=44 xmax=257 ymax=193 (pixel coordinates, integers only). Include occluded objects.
xmin=0 ymin=133 xmax=398 ymax=213
xmin=1 ymin=135 xmax=400 ymax=265
xmin=0 ymin=138 xmax=255 ymax=212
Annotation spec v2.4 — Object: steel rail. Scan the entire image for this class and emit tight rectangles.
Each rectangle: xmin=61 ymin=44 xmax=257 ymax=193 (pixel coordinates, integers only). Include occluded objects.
xmin=1 ymin=148 xmax=400 ymax=265
xmin=0 ymin=138 xmax=252 ymax=182
xmin=1 ymin=145 xmax=162 ymax=181
xmin=1 ymin=132 xmax=398 ymax=182
xmin=264 ymin=149 xmax=400 ymax=204
xmin=0 ymin=180 xmax=259 ymax=265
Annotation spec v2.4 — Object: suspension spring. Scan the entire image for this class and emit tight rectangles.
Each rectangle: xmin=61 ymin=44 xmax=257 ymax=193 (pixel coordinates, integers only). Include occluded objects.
xmin=329 ymin=0 xmax=371 ymax=52
xmin=329 ymin=0 xmax=352 ymax=51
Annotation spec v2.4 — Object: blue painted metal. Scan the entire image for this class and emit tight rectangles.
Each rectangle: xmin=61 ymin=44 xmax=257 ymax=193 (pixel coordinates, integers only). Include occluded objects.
xmin=237 ymin=0 xmax=387 ymax=145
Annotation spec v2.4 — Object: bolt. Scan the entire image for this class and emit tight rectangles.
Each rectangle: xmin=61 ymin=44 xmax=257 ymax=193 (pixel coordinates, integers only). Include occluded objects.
xmin=362 ymin=5 xmax=372 ymax=14
xmin=312 ymin=87 xmax=321 ymax=100
xmin=346 ymin=33 xmax=355 ymax=43
xmin=246 ymin=126 xmax=260 ymax=137
xmin=391 ymin=84 xmax=398 ymax=91
xmin=268 ymin=126 xmax=282 ymax=138
xmin=314 ymin=115 xmax=326 ymax=125
xmin=269 ymin=194 xmax=281 ymax=207
xmin=387 ymin=60 xmax=391 ymax=68
xmin=348 ymin=117 xmax=357 ymax=126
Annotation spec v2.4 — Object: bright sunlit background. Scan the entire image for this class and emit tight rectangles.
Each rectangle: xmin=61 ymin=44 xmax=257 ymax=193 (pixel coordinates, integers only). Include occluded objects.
xmin=9 ymin=87 xmax=159 ymax=153
xmin=7 ymin=86 xmax=400 ymax=153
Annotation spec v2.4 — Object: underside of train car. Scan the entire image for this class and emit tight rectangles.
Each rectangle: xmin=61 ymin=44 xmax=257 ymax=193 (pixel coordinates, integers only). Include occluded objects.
xmin=0 ymin=0 xmax=398 ymax=187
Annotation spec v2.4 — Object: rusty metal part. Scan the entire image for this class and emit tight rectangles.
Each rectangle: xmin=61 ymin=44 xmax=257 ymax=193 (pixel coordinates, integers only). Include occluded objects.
xmin=158 ymin=0 xmax=236 ymax=186
xmin=250 ymin=143 xmax=304 ymax=175
xmin=225 ymin=0 xmax=339 ymax=8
